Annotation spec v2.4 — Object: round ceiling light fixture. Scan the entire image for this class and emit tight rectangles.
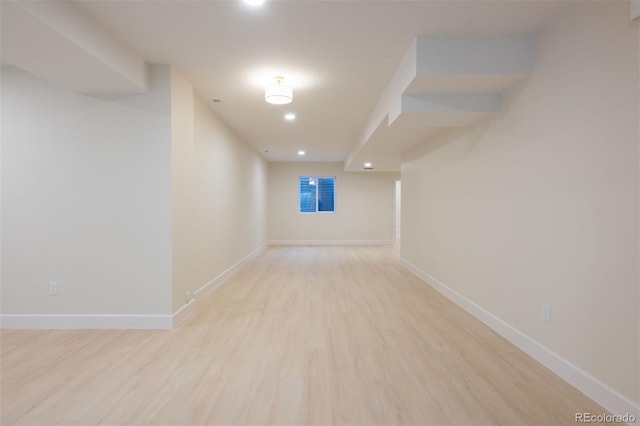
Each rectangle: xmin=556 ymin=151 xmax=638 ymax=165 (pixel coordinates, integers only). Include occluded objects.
xmin=242 ymin=0 xmax=266 ymax=6
xmin=265 ymin=76 xmax=293 ymax=105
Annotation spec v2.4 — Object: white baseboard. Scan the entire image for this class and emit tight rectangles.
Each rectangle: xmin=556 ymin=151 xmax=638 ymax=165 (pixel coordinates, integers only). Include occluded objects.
xmin=0 ymin=314 xmax=173 ymax=330
xmin=400 ymin=257 xmax=640 ymax=420
xmin=191 ymin=243 xmax=267 ymax=300
xmin=1 ymin=245 xmax=268 ymax=330
xmin=268 ymin=240 xmax=393 ymax=246
xmin=172 ymin=299 xmax=197 ymax=326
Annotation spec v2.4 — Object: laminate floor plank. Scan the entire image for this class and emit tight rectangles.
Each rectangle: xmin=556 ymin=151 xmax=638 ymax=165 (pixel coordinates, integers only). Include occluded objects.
xmin=1 ymin=245 xmax=609 ymax=425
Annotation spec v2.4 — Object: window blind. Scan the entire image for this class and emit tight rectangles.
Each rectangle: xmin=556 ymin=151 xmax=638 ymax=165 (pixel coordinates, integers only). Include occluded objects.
xmin=299 ymin=176 xmax=335 ymax=213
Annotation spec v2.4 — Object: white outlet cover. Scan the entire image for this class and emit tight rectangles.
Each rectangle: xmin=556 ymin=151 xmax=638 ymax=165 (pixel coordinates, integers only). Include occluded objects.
xmin=542 ymin=304 xmax=551 ymax=322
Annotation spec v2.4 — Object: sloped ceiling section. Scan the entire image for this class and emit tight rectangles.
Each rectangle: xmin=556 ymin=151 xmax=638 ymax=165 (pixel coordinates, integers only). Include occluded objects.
xmin=1 ymin=1 xmax=148 ymax=94
xmin=346 ymin=35 xmax=535 ymax=172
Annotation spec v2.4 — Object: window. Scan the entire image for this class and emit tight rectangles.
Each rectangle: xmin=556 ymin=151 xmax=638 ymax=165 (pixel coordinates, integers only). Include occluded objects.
xmin=299 ymin=176 xmax=335 ymax=213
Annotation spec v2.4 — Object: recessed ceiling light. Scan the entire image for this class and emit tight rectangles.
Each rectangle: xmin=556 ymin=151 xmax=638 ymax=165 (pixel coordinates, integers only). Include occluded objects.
xmin=284 ymin=113 xmax=296 ymax=121
xmin=242 ymin=0 xmax=265 ymax=6
xmin=298 ymin=150 xmax=305 ymax=156
xmin=364 ymin=162 xmax=373 ymax=169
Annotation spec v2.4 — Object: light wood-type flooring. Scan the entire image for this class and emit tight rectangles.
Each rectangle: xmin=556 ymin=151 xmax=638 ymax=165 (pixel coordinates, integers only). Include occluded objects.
xmin=1 ymin=245 xmax=608 ymax=425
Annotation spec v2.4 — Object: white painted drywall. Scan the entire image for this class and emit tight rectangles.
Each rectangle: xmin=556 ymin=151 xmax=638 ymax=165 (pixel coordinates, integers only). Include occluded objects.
xmin=1 ymin=65 xmax=173 ymax=315
xmin=1 ymin=64 xmax=268 ymax=320
xmin=1 ymin=1 xmax=148 ymax=94
xmin=395 ymin=180 xmax=401 ymax=238
xmin=268 ymin=162 xmax=398 ymax=242
xmin=170 ymin=69 xmax=268 ymax=312
xmin=170 ymin=68 xmax=197 ymax=312
xmin=401 ymin=1 xmax=639 ymax=404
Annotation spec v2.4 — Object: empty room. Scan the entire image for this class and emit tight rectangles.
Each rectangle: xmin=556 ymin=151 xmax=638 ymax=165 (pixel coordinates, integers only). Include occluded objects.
xmin=1 ymin=0 xmax=638 ymax=425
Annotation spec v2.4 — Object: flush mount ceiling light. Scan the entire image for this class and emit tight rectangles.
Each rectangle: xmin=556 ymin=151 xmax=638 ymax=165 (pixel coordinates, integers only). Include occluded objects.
xmin=364 ymin=162 xmax=373 ymax=170
xmin=242 ymin=0 xmax=265 ymax=6
xmin=265 ymin=76 xmax=293 ymax=105
xmin=284 ymin=113 xmax=296 ymax=121
xmin=298 ymin=150 xmax=305 ymax=156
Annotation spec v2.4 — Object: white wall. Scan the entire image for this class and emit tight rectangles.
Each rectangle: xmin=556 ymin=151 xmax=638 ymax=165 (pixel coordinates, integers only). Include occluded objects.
xmin=268 ymin=162 xmax=398 ymax=243
xmin=395 ymin=180 xmax=401 ymax=238
xmin=401 ymin=1 xmax=639 ymax=408
xmin=170 ymin=68 xmax=196 ymax=313
xmin=171 ymin=69 xmax=268 ymax=312
xmin=1 ymin=64 xmax=268 ymax=322
xmin=1 ymin=65 xmax=173 ymax=316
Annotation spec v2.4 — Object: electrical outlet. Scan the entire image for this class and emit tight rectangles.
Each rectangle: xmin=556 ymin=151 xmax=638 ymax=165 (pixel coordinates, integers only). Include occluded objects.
xmin=542 ymin=304 xmax=551 ymax=323
xmin=49 ymin=281 xmax=58 ymax=296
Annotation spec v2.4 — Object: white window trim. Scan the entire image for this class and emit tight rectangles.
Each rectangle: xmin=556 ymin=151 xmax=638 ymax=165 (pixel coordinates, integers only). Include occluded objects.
xmin=299 ymin=176 xmax=336 ymax=214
